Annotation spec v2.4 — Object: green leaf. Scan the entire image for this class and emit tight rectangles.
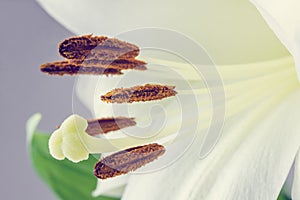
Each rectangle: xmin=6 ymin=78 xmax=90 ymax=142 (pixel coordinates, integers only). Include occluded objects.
xmin=277 ymin=185 xmax=292 ymax=200
xmin=277 ymin=192 xmax=291 ymax=200
xmin=27 ymin=114 xmax=119 ymax=200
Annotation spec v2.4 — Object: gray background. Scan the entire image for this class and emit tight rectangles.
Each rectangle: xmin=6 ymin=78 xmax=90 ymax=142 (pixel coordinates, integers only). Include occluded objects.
xmin=0 ymin=1 xmax=76 ymax=199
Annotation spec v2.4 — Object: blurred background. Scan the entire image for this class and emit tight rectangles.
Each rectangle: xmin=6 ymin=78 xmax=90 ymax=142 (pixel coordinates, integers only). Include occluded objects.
xmin=0 ymin=0 xmax=75 ymax=199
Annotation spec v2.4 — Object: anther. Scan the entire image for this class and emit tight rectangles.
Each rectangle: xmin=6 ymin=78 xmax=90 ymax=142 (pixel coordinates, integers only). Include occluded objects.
xmin=40 ymin=59 xmax=146 ymax=76
xmin=58 ymin=34 xmax=140 ymax=60
xmin=94 ymin=143 xmax=165 ymax=179
xmin=86 ymin=117 xmax=136 ymax=135
xmin=101 ymin=84 xmax=177 ymax=103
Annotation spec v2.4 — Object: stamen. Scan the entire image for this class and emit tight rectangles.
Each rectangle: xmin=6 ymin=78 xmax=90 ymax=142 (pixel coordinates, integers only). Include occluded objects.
xmin=94 ymin=143 xmax=165 ymax=179
xmin=58 ymin=34 xmax=140 ymax=60
xmin=86 ymin=117 xmax=136 ymax=135
xmin=101 ymin=84 xmax=177 ymax=103
xmin=40 ymin=59 xmax=146 ymax=76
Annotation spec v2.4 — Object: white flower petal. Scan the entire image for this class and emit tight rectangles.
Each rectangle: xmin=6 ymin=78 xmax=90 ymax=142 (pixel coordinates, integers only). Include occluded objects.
xmin=26 ymin=113 xmax=42 ymax=144
xmin=37 ymin=0 xmax=289 ymax=64
xmin=294 ymin=27 xmax=300 ymax=82
xmin=292 ymin=150 xmax=300 ymax=200
xmin=250 ymin=0 xmax=300 ymax=79
xmin=122 ymin=88 xmax=300 ymax=200
xmin=92 ymin=175 xmax=128 ymax=198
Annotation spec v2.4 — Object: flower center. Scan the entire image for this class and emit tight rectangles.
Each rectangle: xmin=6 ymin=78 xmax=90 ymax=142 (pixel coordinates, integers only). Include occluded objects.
xmin=43 ymin=34 xmax=179 ymax=179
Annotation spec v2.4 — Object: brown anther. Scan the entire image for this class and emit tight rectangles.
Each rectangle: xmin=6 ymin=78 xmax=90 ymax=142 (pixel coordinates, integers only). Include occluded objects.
xmin=59 ymin=34 xmax=140 ymax=61
xmin=86 ymin=117 xmax=136 ymax=135
xmin=40 ymin=60 xmax=122 ymax=76
xmin=101 ymin=84 xmax=177 ymax=103
xmin=94 ymin=143 xmax=165 ymax=179
xmin=40 ymin=59 xmax=146 ymax=76
xmin=41 ymin=34 xmax=147 ymax=76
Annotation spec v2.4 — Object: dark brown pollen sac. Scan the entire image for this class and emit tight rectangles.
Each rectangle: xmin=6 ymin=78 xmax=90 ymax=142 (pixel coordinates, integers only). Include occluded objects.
xmin=40 ymin=60 xmax=122 ymax=76
xmin=58 ymin=35 xmax=107 ymax=60
xmin=41 ymin=34 xmax=147 ymax=76
xmin=40 ymin=59 xmax=147 ymax=76
xmin=94 ymin=143 xmax=166 ymax=179
xmin=86 ymin=117 xmax=136 ymax=135
xmin=58 ymin=34 xmax=140 ymax=61
xmin=101 ymin=84 xmax=177 ymax=103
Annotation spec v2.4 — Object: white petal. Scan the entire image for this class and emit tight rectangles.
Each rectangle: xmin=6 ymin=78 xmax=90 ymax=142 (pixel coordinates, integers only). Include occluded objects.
xmin=292 ymin=150 xmax=300 ymax=200
xmin=250 ymin=0 xmax=300 ymax=80
xmin=122 ymin=88 xmax=300 ymax=200
xmin=294 ymin=27 xmax=300 ymax=83
xmin=92 ymin=175 xmax=128 ymax=198
xmin=26 ymin=113 xmax=42 ymax=144
xmin=37 ymin=0 xmax=289 ymax=64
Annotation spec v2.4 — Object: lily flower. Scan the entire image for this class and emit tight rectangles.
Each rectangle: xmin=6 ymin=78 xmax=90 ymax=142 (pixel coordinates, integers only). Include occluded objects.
xmin=38 ymin=0 xmax=300 ymax=199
